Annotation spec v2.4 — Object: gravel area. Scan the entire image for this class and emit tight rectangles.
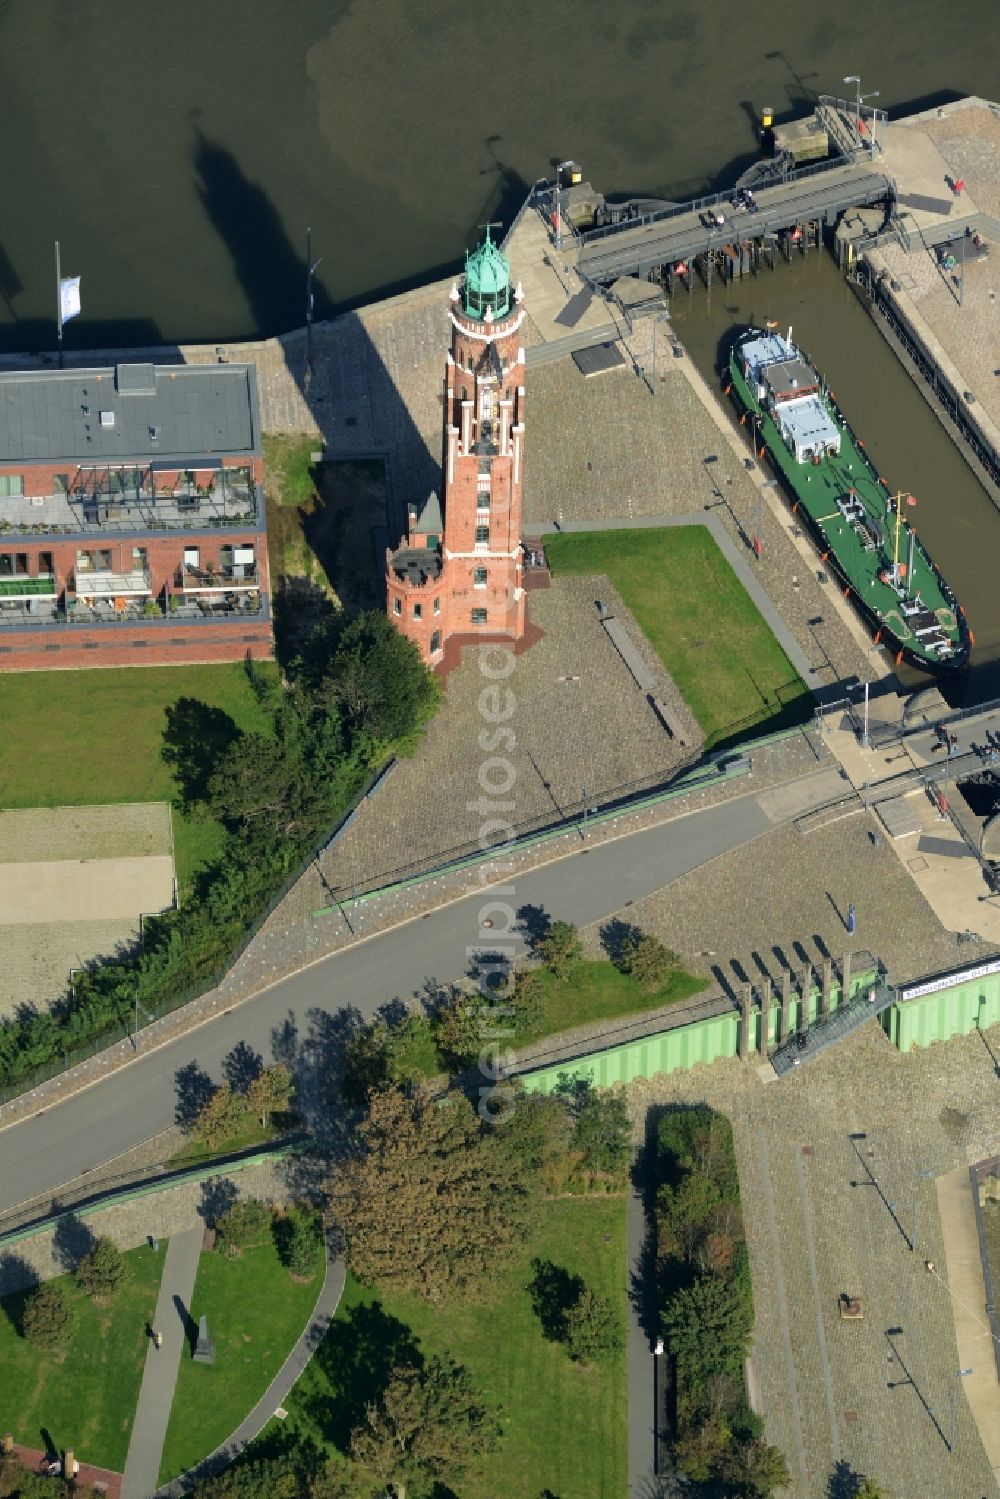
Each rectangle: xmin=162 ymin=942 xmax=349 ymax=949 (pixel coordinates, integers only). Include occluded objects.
xmin=0 ymin=919 xmax=139 ymax=1020
xmin=0 ymin=803 xmax=172 ymax=864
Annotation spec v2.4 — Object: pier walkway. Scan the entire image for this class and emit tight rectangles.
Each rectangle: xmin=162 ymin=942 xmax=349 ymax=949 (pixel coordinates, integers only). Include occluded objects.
xmin=575 ymin=158 xmax=891 ymax=285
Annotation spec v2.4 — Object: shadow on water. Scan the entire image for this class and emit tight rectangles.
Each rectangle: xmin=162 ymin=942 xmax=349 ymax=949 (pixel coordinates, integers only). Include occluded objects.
xmin=194 ymin=129 xmax=335 ymax=338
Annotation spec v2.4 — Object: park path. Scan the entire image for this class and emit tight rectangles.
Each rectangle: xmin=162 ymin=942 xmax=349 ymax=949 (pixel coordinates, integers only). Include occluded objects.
xmin=121 ymin=1227 xmax=203 ymax=1499
xmin=627 ymin=1147 xmax=659 ymax=1499
xmin=155 ymin=1236 xmax=345 ymax=1497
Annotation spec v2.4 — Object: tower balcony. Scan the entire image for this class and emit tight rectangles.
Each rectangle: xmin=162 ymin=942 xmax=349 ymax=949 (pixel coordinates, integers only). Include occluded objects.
xmin=390 ymin=545 xmax=443 ymax=588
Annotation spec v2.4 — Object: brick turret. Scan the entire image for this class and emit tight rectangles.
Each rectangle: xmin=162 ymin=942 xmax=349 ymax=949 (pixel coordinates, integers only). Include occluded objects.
xmin=387 ymin=228 xmax=528 ymax=664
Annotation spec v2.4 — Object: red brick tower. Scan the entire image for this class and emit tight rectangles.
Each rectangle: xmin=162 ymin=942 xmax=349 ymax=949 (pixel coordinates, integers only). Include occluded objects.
xmin=387 ymin=228 xmax=527 ymax=664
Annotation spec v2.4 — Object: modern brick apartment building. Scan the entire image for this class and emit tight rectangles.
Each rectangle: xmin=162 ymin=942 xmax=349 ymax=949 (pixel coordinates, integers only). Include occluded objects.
xmin=0 ymin=361 xmax=272 ymax=669
xmin=386 ymin=229 xmax=528 ymax=664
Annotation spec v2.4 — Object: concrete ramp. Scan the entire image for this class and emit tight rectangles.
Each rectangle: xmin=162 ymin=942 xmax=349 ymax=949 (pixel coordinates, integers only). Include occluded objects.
xmin=876 ymin=794 xmax=923 ymax=840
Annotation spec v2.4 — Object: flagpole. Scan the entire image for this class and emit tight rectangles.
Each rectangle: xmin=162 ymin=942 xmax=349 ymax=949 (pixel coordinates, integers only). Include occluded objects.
xmin=54 ymin=240 xmax=63 ymax=369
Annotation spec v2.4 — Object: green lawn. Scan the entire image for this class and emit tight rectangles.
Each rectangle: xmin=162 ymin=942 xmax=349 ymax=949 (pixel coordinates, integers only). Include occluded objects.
xmin=522 ymin=958 xmax=707 ymax=1043
xmin=544 ymin=526 xmax=812 ymax=749
xmin=0 ymin=1241 xmax=163 ymax=1471
xmin=159 ymin=1234 xmax=324 ymax=1483
xmin=0 ymin=661 xmax=276 ymax=888
xmin=269 ymin=1196 xmax=627 ymax=1499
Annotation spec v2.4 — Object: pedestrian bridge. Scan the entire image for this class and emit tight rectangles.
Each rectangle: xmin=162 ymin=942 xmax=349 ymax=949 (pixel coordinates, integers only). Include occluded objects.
xmin=770 ymin=978 xmax=897 ymax=1077
xmin=575 ymin=156 xmax=892 ymax=286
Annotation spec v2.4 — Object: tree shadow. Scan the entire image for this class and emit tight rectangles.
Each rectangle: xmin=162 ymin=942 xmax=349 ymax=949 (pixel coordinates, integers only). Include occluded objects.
xmin=224 ymin=1040 xmax=263 ymax=1094
xmin=301 ymin=1299 xmax=421 ymax=1454
xmin=199 ymin=1177 xmax=239 ymax=1227
xmin=516 ymin=903 xmax=551 ymax=951
xmin=51 ymin=1210 xmax=96 ymax=1274
xmin=629 ymin=1120 xmax=661 ymax=1347
xmin=175 ymin=1060 xmax=216 ymax=1133
xmin=162 ymin=697 xmax=242 ymax=810
xmin=599 ymin=917 xmax=643 ymax=969
xmin=527 ymin=1257 xmax=584 ymax=1344
xmin=0 ymin=1253 xmax=38 ymax=1326
xmin=826 ymin=1458 xmax=870 ymax=1498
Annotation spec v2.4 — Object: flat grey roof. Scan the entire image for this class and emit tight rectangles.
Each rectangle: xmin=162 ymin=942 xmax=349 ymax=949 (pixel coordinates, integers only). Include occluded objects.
xmin=0 ymin=363 xmax=261 ymax=467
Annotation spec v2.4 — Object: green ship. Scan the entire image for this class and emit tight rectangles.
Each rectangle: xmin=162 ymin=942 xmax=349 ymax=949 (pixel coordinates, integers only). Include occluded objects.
xmin=727 ymin=327 xmax=971 ymax=675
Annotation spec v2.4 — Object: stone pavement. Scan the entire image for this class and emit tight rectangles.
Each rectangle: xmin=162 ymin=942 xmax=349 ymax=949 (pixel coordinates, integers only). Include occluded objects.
xmin=936 ymin=1164 xmax=1000 ymax=1482
xmin=121 ymin=1228 xmax=203 ymax=1499
xmin=629 ymin=1020 xmax=1000 ymax=1498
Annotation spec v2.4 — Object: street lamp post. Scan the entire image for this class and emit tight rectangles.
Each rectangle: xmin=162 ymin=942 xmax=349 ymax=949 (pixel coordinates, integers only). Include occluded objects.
xmin=305 ymin=227 xmax=323 ymax=380
xmin=949 ymin=1368 xmax=973 ymax=1453
xmin=843 ymin=75 xmax=880 ymax=157
xmin=554 ymin=160 xmax=575 ymax=253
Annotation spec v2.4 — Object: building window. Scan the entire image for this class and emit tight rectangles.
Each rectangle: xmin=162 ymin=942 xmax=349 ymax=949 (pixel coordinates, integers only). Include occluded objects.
xmin=467 ymin=355 xmax=474 ymax=371
xmin=413 ymin=603 xmax=422 ymax=620
xmin=183 ymin=545 xmax=200 ymax=571
xmin=474 ymin=567 xmax=487 ymax=587
xmin=393 ymin=598 xmax=402 ymax=616
xmin=471 ymin=607 xmax=488 ymax=625
xmin=478 ymin=457 xmax=491 ymax=475
xmin=430 ymin=630 xmax=442 ymax=654
xmin=0 ymin=553 xmax=28 ymax=577
xmin=475 ymin=525 xmax=489 ymax=545
xmin=501 ymin=355 xmax=508 ymax=370
xmin=132 ymin=547 xmax=148 ymax=570
xmin=75 ymin=550 xmax=93 ymax=573
xmin=54 ymin=473 xmax=69 ymax=494
xmin=0 ymin=474 xmax=23 ymax=497
xmin=37 ymin=552 xmax=54 ymax=577
xmin=433 ymin=597 xmax=441 ymax=615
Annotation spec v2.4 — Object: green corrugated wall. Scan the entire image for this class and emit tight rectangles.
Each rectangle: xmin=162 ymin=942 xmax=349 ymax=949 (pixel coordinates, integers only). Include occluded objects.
xmin=887 ymin=969 xmax=1000 ymax=1050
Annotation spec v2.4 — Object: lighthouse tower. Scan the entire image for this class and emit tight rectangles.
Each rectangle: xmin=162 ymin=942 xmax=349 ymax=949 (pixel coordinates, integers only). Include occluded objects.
xmin=386 ymin=228 xmax=528 ymax=664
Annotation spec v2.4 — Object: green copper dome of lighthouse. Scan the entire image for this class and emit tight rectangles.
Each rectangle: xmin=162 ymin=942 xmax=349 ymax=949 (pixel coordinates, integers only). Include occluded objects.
xmin=463 ymin=227 xmax=511 ymax=320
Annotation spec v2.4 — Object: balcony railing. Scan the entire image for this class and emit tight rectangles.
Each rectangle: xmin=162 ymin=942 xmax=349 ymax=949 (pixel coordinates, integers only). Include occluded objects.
xmin=0 ymin=594 xmax=268 ymax=630
xmin=71 ymin=569 xmax=153 ymax=599
xmin=0 ymin=481 xmax=263 ymax=537
xmin=0 ymin=575 xmax=58 ymax=599
xmin=177 ymin=565 xmax=259 ymax=592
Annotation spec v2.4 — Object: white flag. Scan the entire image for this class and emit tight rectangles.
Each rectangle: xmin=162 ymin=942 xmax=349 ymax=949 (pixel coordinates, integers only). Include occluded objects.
xmin=59 ymin=275 xmax=81 ymax=323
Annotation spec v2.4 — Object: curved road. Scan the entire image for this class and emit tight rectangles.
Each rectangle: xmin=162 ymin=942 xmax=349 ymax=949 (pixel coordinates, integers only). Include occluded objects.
xmin=0 ymin=790 xmax=772 ymax=1218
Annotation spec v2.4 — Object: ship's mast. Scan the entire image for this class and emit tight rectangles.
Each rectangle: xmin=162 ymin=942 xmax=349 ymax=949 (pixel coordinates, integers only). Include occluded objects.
xmin=893 ymin=491 xmax=903 ymax=585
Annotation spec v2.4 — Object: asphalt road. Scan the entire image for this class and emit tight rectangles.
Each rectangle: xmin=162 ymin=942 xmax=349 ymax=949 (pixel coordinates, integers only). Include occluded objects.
xmin=0 ymin=792 xmax=770 ymax=1219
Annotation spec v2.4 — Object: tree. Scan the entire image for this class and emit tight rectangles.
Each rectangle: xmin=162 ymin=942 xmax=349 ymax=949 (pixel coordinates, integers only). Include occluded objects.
xmin=21 ymin=1280 xmax=73 ymax=1351
xmin=490 ymin=1088 xmax=573 ymax=1191
xmin=216 ymin=1198 xmax=273 ymax=1255
xmin=618 ymin=931 xmax=678 ymax=993
xmin=662 ymin=1274 xmax=754 ymax=1387
xmin=350 ymin=1355 xmax=498 ymax=1499
xmin=195 ymin=1081 xmax=250 ymax=1150
xmin=563 ymin=1286 xmax=624 ymax=1363
xmin=76 ymin=1235 xmax=126 ymax=1300
xmin=534 ymin=920 xmax=582 ymax=981
xmin=188 ymin=1454 xmax=303 ymax=1499
xmin=855 ymin=1481 xmax=890 ymax=1499
xmin=246 ymin=1063 xmax=294 ymax=1126
xmin=572 ymin=1087 xmax=631 ymax=1178
xmin=719 ymin=1438 xmax=790 ymax=1497
xmin=341 ymin=1020 xmax=391 ymax=1106
xmin=205 ymin=732 xmax=302 ymax=834
xmin=329 ymin=611 xmax=439 ymax=747
xmin=274 ymin=1205 xmax=322 ymax=1278
xmin=673 ymin=1414 xmax=732 ymax=1482
xmin=431 ymin=992 xmax=489 ymax=1070
xmin=510 ymin=970 xmax=545 ymax=1033
xmin=657 ymin=1171 xmax=721 ymax=1259
xmin=326 ymin=1084 xmax=531 ymax=1301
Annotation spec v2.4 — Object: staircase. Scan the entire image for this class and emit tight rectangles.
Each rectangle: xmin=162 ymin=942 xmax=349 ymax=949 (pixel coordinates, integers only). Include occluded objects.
xmin=771 ymin=979 xmax=897 ymax=1077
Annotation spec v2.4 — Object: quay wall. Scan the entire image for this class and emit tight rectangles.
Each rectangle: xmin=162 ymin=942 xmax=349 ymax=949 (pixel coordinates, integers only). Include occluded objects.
xmin=855 ymin=255 xmax=1000 ymax=509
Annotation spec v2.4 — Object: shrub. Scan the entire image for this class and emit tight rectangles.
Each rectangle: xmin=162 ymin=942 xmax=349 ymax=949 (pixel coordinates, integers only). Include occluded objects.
xmin=274 ymin=1205 xmax=322 ymax=1278
xmin=76 ymin=1236 xmax=127 ymax=1300
xmin=216 ymin=1199 xmax=273 ymax=1255
xmin=563 ymin=1287 xmax=624 ymax=1363
xmin=22 ymin=1280 xmax=73 ymax=1351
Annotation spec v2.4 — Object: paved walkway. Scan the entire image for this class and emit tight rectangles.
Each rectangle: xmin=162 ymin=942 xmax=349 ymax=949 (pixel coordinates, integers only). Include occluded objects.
xmin=155 ymin=1238 xmax=345 ymax=1496
xmin=121 ymin=1228 xmax=203 ymax=1499
xmin=627 ymin=1149 xmax=658 ymax=1499
xmin=935 ymin=1166 xmax=1000 ymax=1482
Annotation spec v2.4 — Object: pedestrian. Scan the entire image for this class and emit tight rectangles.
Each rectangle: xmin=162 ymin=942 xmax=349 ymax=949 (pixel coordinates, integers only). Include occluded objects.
xmin=154 ymin=1330 xmax=163 ymax=1350
xmin=847 ymin=903 xmax=856 ymax=936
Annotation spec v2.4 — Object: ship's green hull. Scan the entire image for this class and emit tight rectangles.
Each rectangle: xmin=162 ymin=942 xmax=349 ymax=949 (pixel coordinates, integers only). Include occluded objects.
xmin=727 ymin=332 xmax=970 ymax=675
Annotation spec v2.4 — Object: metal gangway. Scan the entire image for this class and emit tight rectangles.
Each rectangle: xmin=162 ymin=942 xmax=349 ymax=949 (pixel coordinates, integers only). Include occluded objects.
xmin=770 ymin=975 xmax=897 ymax=1077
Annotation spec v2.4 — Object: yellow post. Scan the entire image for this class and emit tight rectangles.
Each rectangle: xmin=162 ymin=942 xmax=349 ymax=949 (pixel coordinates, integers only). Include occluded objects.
xmin=893 ymin=490 xmax=903 ymax=580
